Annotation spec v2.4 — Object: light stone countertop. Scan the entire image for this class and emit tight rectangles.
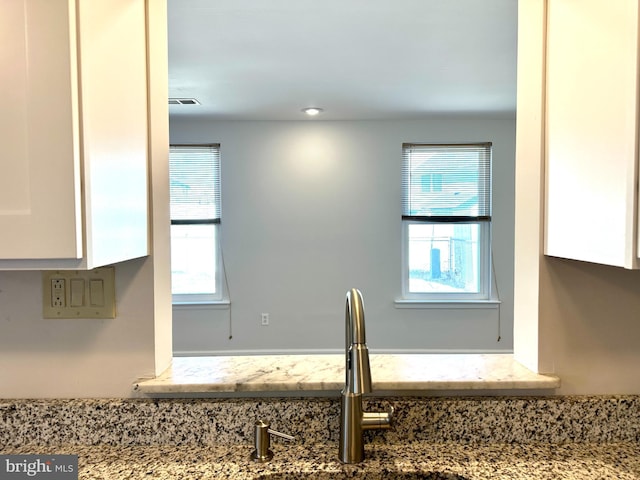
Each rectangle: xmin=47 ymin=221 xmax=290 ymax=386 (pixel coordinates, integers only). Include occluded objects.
xmin=134 ymin=353 xmax=560 ymax=395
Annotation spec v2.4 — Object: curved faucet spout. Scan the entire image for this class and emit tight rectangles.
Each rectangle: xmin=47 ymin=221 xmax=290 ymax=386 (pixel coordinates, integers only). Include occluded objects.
xmin=346 ymin=288 xmax=366 ymax=346
xmin=344 ymin=289 xmax=372 ymax=395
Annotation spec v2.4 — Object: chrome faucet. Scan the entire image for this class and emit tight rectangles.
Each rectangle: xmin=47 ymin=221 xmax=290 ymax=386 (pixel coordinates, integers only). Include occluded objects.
xmin=339 ymin=288 xmax=393 ymax=464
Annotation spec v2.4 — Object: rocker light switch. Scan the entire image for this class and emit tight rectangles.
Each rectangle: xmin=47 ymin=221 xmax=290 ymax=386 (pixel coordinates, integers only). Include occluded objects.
xmin=90 ymin=279 xmax=104 ymax=306
xmin=69 ymin=278 xmax=84 ymax=307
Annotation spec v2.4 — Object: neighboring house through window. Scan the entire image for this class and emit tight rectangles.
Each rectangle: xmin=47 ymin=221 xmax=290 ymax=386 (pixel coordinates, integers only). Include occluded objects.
xmin=169 ymin=144 xmax=222 ymax=303
xmin=401 ymin=143 xmax=492 ymax=301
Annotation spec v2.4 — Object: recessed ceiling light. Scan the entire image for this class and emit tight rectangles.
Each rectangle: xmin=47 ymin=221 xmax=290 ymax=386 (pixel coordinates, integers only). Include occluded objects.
xmin=302 ymin=107 xmax=323 ymax=116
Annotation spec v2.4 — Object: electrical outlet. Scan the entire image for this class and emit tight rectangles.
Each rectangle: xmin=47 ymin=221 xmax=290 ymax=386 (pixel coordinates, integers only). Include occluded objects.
xmin=51 ymin=278 xmax=65 ymax=307
xmin=261 ymin=313 xmax=269 ymax=326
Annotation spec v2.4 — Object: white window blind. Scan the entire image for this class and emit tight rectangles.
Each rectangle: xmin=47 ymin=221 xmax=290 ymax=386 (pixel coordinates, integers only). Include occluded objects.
xmin=402 ymin=143 xmax=491 ymax=222
xmin=169 ymin=144 xmax=221 ymax=224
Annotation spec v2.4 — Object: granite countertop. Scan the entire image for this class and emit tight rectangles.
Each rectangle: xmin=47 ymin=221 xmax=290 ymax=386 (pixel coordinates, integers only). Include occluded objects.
xmin=134 ymin=353 xmax=560 ymax=395
xmin=6 ymin=442 xmax=640 ymax=479
xmin=3 ymin=395 xmax=639 ymax=479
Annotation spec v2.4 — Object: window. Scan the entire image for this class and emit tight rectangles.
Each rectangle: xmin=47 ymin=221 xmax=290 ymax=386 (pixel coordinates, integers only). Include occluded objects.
xmin=169 ymin=144 xmax=222 ymax=303
xmin=401 ymin=143 xmax=492 ymax=301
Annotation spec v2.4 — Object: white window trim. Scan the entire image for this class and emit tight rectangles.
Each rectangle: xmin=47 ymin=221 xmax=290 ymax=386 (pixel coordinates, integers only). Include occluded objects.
xmin=169 ymin=144 xmax=225 ymax=305
xmin=400 ymin=142 xmax=494 ymax=304
xmin=173 ymin=298 xmax=230 ymax=309
xmin=394 ymin=299 xmax=501 ymax=309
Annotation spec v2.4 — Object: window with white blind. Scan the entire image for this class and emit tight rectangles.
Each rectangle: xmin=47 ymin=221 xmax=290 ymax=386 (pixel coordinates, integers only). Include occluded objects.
xmin=169 ymin=144 xmax=222 ymax=303
xmin=401 ymin=143 xmax=492 ymax=300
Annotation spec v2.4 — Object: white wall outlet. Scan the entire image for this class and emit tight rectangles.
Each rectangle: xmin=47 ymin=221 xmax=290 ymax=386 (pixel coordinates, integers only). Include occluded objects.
xmin=51 ymin=278 xmax=65 ymax=307
xmin=261 ymin=313 xmax=269 ymax=326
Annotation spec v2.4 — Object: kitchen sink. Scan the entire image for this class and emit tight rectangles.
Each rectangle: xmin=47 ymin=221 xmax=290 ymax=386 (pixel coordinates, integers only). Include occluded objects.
xmin=255 ymin=471 xmax=469 ymax=479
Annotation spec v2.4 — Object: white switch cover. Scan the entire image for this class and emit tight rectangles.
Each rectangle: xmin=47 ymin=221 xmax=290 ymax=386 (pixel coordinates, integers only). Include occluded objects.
xmin=42 ymin=267 xmax=116 ymax=319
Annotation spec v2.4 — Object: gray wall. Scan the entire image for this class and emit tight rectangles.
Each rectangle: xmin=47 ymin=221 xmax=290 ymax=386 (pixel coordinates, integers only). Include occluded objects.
xmin=170 ymin=116 xmax=515 ymax=355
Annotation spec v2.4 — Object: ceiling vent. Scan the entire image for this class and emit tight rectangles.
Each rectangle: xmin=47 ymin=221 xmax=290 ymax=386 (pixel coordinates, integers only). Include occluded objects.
xmin=168 ymin=98 xmax=201 ymax=105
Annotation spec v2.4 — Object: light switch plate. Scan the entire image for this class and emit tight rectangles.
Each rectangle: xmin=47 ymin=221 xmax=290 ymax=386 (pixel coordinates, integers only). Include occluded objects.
xmin=42 ymin=267 xmax=116 ymax=319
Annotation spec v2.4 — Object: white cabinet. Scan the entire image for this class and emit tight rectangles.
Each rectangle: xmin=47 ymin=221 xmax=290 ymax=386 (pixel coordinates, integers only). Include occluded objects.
xmin=545 ymin=0 xmax=640 ymax=268
xmin=0 ymin=0 xmax=149 ymax=270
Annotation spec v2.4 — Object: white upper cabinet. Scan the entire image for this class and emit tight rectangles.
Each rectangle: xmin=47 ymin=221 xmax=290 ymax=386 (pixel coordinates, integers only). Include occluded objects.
xmin=545 ymin=0 xmax=640 ymax=268
xmin=0 ymin=0 xmax=149 ymax=270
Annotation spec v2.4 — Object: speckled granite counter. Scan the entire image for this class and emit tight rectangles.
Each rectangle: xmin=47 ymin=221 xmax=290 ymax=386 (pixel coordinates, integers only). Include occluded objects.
xmin=1 ymin=396 xmax=640 ymax=479
xmin=134 ymin=354 xmax=560 ymax=394
xmin=2 ymin=397 xmax=640 ymax=446
xmin=4 ymin=442 xmax=640 ymax=479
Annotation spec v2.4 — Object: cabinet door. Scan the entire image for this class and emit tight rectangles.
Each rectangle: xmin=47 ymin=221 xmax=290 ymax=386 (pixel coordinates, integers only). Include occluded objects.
xmin=0 ymin=0 xmax=149 ymax=270
xmin=0 ymin=0 xmax=82 ymax=261
xmin=545 ymin=0 xmax=639 ymax=268
xmin=77 ymin=0 xmax=149 ymax=268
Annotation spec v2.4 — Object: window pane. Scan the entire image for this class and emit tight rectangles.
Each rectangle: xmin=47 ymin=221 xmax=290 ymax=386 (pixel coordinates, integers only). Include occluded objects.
xmin=170 ymin=224 xmax=217 ymax=295
xmin=407 ymin=223 xmax=480 ymax=293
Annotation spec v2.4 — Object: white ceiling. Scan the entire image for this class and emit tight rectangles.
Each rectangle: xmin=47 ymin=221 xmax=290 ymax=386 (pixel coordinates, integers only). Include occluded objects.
xmin=167 ymin=0 xmax=517 ymax=121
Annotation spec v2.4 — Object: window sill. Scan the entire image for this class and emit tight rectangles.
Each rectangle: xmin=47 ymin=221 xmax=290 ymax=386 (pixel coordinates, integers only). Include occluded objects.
xmin=173 ymin=300 xmax=230 ymax=310
xmin=394 ymin=299 xmax=501 ymax=309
